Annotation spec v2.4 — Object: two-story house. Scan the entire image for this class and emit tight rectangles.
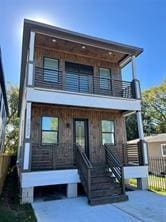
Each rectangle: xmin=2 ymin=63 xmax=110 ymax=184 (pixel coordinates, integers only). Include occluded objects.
xmin=18 ymin=19 xmax=148 ymax=205
xmin=0 ymin=49 xmax=8 ymax=152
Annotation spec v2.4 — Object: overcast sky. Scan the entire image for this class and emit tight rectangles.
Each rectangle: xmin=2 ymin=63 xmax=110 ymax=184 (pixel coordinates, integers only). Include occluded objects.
xmin=0 ymin=0 xmax=166 ymax=90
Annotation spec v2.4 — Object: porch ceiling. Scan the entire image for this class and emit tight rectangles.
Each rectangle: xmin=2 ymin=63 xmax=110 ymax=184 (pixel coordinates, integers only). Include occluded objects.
xmin=35 ymin=33 xmax=126 ymax=64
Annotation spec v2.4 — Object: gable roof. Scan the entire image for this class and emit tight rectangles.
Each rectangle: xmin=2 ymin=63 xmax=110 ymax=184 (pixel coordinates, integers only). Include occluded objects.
xmin=19 ymin=19 xmax=144 ymax=114
xmin=0 ymin=48 xmax=9 ymax=116
xmin=128 ymin=133 xmax=166 ymax=143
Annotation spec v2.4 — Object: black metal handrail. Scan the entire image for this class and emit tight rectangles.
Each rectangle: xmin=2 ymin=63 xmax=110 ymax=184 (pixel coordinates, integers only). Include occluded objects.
xmin=34 ymin=66 xmax=136 ymax=99
xmin=75 ymin=145 xmax=93 ymax=200
xmin=104 ymin=144 xmax=125 ymax=194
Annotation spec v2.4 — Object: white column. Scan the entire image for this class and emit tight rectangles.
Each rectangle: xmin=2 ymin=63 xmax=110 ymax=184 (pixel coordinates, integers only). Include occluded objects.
xmin=67 ymin=183 xmax=77 ymax=198
xmin=27 ymin=31 xmax=35 ymax=86
xmin=137 ymin=178 xmax=148 ymax=190
xmin=29 ymin=32 xmax=35 ymax=61
xmin=136 ymin=111 xmax=144 ymax=140
xmin=23 ymin=143 xmax=30 ymax=170
xmin=136 ymin=110 xmax=148 ymax=165
xmin=25 ymin=102 xmax=32 ymax=139
xmin=23 ymin=102 xmax=32 ymax=170
xmin=131 ymin=55 xmax=136 ymax=79
xmin=22 ymin=187 xmax=34 ymax=203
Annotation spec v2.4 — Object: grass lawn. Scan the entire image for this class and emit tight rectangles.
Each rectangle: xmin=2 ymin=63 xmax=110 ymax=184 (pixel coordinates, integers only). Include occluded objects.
xmin=129 ymin=177 xmax=166 ymax=196
xmin=0 ymin=164 xmax=36 ymax=222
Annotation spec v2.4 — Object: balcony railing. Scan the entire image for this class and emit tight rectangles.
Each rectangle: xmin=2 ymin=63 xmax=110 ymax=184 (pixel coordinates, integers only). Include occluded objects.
xmin=34 ymin=67 xmax=137 ymax=99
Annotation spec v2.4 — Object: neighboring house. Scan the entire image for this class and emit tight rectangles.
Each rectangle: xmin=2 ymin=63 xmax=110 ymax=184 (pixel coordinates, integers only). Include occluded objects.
xmin=129 ymin=134 xmax=166 ymax=176
xmin=18 ymin=19 xmax=148 ymax=204
xmin=0 ymin=49 xmax=8 ymax=152
xmin=129 ymin=134 xmax=166 ymax=158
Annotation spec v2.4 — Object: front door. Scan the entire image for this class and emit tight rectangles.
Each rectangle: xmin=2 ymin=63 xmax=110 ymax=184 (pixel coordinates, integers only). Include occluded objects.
xmin=74 ymin=119 xmax=89 ymax=158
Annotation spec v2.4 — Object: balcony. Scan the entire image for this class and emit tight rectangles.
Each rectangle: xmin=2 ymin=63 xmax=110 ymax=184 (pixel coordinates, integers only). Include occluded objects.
xmin=34 ymin=67 xmax=138 ymax=99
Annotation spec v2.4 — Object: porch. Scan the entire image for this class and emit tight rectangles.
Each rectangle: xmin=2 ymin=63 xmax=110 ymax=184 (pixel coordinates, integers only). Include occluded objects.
xmin=30 ymin=142 xmax=145 ymax=172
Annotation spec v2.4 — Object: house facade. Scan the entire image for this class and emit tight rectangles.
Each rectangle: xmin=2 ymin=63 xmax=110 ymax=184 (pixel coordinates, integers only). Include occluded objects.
xmin=18 ymin=19 xmax=148 ymax=204
xmin=0 ymin=49 xmax=8 ymax=152
xmin=129 ymin=134 xmax=166 ymax=158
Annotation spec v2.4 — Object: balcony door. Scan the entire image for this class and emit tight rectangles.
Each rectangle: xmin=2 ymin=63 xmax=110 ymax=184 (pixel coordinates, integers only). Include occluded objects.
xmin=74 ymin=119 xmax=89 ymax=158
xmin=65 ymin=62 xmax=93 ymax=93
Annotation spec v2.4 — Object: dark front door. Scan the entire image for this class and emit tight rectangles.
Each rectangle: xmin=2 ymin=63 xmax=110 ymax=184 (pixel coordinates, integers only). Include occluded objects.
xmin=74 ymin=119 xmax=89 ymax=158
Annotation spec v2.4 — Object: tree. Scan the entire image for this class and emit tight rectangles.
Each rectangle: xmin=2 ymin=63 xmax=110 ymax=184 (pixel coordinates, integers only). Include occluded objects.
xmin=142 ymin=80 xmax=166 ymax=135
xmin=125 ymin=113 xmax=138 ymax=141
xmin=126 ymin=80 xmax=166 ymax=140
xmin=5 ymin=84 xmax=19 ymax=154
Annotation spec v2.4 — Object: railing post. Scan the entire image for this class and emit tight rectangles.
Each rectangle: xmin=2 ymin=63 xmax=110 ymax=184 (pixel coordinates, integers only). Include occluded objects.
xmin=137 ymin=140 xmax=148 ymax=166
xmin=121 ymin=167 xmax=125 ymax=194
xmin=131 ymin=79 xmax=141 ymax=99
xmin=122 ymin=144 xmax=128 ymax=166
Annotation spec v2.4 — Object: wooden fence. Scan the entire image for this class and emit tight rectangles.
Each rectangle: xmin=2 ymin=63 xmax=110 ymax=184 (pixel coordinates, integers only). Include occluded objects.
xmin=0 ymin=154 xmax=11 ymax=195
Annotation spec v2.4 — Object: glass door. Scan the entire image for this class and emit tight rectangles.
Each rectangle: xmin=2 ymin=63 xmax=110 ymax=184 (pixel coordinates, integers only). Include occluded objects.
xmin=74 ymin=119 xmax=89 ymax=158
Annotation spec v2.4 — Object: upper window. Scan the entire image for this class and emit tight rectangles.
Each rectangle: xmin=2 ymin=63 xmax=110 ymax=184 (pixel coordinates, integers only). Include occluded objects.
xmin=161 ymin=144 xmax=166 ymax=157
xmin=99 ymin=68 xmax=111 ymax=90
xmin=43 ymin=58 xmax=59 ymax=83
xmin=41 ymin=117 xmax=58 ymax=144
xmin=101 ymin=120 xmax=115 ymax=145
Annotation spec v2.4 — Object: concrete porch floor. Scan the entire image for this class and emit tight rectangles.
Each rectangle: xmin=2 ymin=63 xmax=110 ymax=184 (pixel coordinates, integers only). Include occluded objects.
xmin=32 ymin=191 xmax=166 ymax=222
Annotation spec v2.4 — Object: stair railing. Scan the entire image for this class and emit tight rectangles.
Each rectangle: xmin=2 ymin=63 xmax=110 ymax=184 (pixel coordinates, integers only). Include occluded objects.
xmin=75 ymin=144 xmax=93 ymax=200
xmin=104 ymin=144 xmax=125 ymax=194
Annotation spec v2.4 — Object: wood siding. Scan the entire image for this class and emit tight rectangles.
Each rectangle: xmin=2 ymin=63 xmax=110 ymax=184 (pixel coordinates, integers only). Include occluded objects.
xmin=31 ymin=103 xmax=126 ymax=168
xmin=34 ymin=47 xmax=121 ymax=81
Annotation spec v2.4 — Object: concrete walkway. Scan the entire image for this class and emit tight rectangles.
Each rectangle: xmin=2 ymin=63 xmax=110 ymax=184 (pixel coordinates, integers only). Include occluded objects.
xmin=113 ymin=191 xmax=166 ymax=222
xmin=32 ymin=191 xmax=166 ymax=222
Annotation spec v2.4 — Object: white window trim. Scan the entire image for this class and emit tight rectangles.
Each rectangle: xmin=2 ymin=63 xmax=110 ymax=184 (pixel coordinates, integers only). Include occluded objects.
xmin=161 ymin=144 xmax=166 ymax=157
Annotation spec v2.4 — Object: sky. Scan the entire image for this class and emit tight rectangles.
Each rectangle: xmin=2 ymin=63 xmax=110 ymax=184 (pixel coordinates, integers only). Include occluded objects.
xmin=0 ymin=0 xmax=166 ymax=90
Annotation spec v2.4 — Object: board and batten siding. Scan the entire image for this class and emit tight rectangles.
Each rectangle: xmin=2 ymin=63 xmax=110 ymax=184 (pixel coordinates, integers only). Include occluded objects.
xmin=31 ymin=104 xmax=126 ymax=164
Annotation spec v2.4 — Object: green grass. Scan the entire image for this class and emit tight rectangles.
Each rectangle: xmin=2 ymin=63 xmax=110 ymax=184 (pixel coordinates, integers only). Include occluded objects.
xmin=129 ymin=177 xmax=166 ymax=196
xmin=0 ymin=165 xmax=36 ymax=222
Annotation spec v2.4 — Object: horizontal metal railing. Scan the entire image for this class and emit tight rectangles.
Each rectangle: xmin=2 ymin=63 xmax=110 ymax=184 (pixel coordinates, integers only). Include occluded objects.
xmin=104 ymin=141 xmax=144 ymax=166
xmin=31 ymin=143 xmax=75 ymax=171
xmin=34 ymin=66 xmax=136 ymax=99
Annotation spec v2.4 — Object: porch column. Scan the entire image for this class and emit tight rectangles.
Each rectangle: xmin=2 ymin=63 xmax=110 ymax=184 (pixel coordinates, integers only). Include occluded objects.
xmin=22 ymin=187 xmax=34 ymax=203
xmin=67 ymin=183 xmax=77 ymax=198
xmin=131 ymin=55 xmax=136 ymax=80
xmin=27 ymin=31 xmax=35 ymax=86
xmin=136 ymin=111 xmax=148 ymax=165
xmin=23 ymin=102 xmax=32 ymax=171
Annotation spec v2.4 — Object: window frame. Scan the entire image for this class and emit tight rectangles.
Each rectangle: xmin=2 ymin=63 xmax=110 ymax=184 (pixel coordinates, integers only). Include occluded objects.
xmin=65 ymin=61 xmax=93 ymax=93
xmin=101 ymin=120 xmax=115 ymax=145
xmin=43 ymin=56 xmax=60 ymax=83
xmin=161 ymin=144 xmax=166 ymax=157
xmin=99 ymin=67 xmax=112 ymax=90
xmin=41 ymin=116 xmax=59 ymax=145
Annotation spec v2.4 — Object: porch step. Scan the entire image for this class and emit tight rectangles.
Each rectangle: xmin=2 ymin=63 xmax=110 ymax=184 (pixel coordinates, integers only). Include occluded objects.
xmin=91 ymin=188 xmax=122 ymax=198
xmin=91 ymin=181 xmax=121 ymax=191
xmin=81 ymin=165 xmax=128 ymax=205
xmin=91 ymin=176 xmax=115 ymax=184
xmin=89 ymin=194 xmax=128 ymax=206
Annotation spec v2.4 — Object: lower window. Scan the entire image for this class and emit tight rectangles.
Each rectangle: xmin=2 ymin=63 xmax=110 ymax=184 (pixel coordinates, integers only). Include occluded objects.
xmin=101 ymin=120 xmax=115 ymax=145
xmin=41 ymin=117 xmax=58 ymax=144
